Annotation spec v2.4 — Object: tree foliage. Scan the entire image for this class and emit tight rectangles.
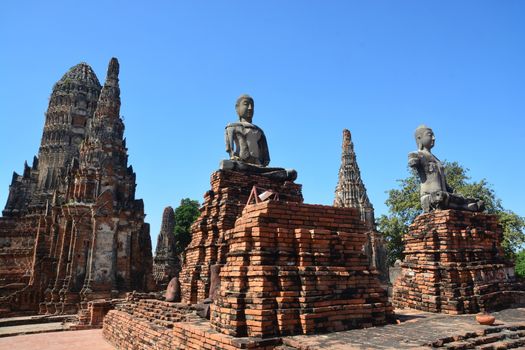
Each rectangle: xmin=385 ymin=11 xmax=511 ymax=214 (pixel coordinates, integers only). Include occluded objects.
xmin=173 ymin=198 xmax=200 ymax=256
xmin=516 ymin=250 xmax=525 ymax=278
xmin=378 ymin=161 xmax=525 ymax=266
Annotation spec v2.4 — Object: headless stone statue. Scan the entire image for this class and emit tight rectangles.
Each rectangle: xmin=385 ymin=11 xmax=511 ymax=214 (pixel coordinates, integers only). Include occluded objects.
xmin=409 ymin=125 xmax=484 ymax=212
xmin=220 ymin=94 xmax=297 ymax=181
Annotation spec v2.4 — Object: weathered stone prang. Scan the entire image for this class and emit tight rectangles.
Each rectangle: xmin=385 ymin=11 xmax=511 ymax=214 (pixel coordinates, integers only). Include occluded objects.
xmin=333 ymin=129 xmax=388 ymax=282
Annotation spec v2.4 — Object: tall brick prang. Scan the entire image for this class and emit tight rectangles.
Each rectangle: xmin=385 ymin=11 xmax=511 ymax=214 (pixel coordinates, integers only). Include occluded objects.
xmin=38 ymin=58 xmax=153 ymax=314
xmin=0 ymin=58 xmax=153 ymax=316
xmin=1 ymin=62 xmax=102 ymax=315
xmin=334 ymin=129 xmax=374 ymax=225
xmin=3 ymin=63 xmax=101 ymax=217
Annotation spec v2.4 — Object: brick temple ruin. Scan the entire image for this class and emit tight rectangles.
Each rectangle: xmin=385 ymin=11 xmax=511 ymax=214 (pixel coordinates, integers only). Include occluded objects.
xmin=2 ymin=67 xmax=524 ymax=349
xmin=100 ymin=107 xmax=523 ymax=349
xmin=103 ymin=169 xmax=394 ymax=349
xmin=0 ymin=58 xmax=153 ymax=316
xmin=102 ymin=96 xmax=393 ymax=349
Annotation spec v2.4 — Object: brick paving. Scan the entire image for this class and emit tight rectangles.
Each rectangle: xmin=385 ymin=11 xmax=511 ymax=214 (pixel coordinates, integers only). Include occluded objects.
xmin=0 ymin=329 xmax=114 ymax=350
xmin=282 ymin=308 xmax=525 ymax=349
xmin=0 ymin=322 xmax=67 ymax=337
xmin=0 ymin=308 xmax=523 ymax=349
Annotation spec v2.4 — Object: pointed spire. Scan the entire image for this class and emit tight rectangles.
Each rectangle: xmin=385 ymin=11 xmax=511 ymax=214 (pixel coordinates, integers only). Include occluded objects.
xmin=32 ymin=156 xmax=39 ymax=170
xmin=93 ymin=57 xmax=121 ymax=121
xmin=107 ymin=57 xmax=119 ymax=80
xmin=334 ymin=129 xmax=375 ymax=228
xmin=156 ymin=206 xmax=176 ymax=258
xmin=23 ymin=161 xmax=30 ymax=178
xmin=75 ymin=57 xmax=133 ymax=203
xmin=160 ymin=206 xmax=176 ymax=239
xmin=155 ymin=207 xmax=176 ymax=261
xmin=153 ymin=206 xmax=178 ymax=287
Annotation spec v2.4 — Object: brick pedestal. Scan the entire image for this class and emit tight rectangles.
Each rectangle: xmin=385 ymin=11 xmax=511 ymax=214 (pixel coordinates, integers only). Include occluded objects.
xmin=392 ymin=210 xmax=522 ymax=314
xmin=210 ymin=201 xmax=392 ymax=338
xmin=179 ymin=170 xmax=303 ymax=304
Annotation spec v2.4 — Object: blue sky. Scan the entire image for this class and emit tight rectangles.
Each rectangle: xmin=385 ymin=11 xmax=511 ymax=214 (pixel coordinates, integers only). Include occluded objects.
xmin=1 ymin=1 xmax=524 ymax=251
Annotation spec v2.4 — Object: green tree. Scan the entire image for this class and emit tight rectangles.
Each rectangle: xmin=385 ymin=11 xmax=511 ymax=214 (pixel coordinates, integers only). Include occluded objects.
xmin=173 ymin=198 xmax=200 ymax=256
xmin=516 ymin=250 xmax=525 ymax=278
xmin=378 ymin=161 xmax=525 ymax=265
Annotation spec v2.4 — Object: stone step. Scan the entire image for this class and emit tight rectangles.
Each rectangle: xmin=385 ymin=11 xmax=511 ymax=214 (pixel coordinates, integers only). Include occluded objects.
xmin=477 ymin=338 xmax=525 ymax=350
xmin=0 ymin=314 xmax=75 ymax=327
xmin=434 ymin=325 xmax=525 ymax=350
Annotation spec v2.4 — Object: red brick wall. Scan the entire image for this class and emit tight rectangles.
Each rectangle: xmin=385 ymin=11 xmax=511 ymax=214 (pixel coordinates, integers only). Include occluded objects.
xmin=0 ymin=216 xmax=41 ymax=316
xmin=210 ymin=201 xmax=392 ymax=337
xmin=103 ymin=298 xmax=283 ymax=350
xmin=392 ymin=209 xmax=518 ymax=314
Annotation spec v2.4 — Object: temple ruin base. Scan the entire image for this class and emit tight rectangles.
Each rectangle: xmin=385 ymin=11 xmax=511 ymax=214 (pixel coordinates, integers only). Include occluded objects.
xmin=392 ymin=209 xmax=525 ymax=314
xmin=102 ymin=299 xmax=282 ymax=350
xmin=211 ymin=200 xmax=392 ymax=338
xmin=103 ymin=169 xmax=392 ymax=349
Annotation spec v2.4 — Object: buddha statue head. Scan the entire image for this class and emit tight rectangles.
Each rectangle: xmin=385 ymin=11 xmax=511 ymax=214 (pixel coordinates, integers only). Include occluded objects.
xmin=235 ymin=94 xmax=254 ymax=123
xmin=415 ymin=125 xmax=435 ymax=151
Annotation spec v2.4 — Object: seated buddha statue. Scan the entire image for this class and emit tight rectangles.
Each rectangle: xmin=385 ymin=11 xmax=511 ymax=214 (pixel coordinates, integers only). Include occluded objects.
xmin=219 ymin=94 xmax=297 ymax=181
xmin=408 ymin=125 xmax=484 ymax=212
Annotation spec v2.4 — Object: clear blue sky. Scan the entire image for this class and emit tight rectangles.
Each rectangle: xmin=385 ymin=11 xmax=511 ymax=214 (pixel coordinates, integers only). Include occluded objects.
xmin=1 ymin=1 xmax=524 ymax=251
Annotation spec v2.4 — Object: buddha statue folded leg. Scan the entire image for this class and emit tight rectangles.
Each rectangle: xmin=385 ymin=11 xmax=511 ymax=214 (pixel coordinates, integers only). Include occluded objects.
xmin=448 ymin=193 xmax=485 ymax=212
xmin=421 ymin=191 xmax=450 ymax=212
xmin=422 ymin=191 xmax=484 ymax=212
xmin=219 ymin=159 xmax=297 ymax=181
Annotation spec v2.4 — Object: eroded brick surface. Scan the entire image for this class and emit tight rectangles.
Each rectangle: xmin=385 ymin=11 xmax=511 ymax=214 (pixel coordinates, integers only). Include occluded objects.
xmin=210 ymin=201 xmax=392 ymax=338
xmin=179 ymin=169 xmax=303 ymax=304
xmin=392 ymin=210 xmax=525 ymax=314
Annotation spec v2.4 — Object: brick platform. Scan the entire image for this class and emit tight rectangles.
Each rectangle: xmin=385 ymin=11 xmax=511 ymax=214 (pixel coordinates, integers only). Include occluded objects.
xmin=102 ymin=299 xmax=199 ymax=349
xmin=179 ymin=170 xmax=303 ymax=304
xmin=103 ymin=298 xmax=282 ymax=350
xmin=392 ymin=210 xmax=524 ymax=314
xmin=210 ymin=201 xmax=393 ymax=338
